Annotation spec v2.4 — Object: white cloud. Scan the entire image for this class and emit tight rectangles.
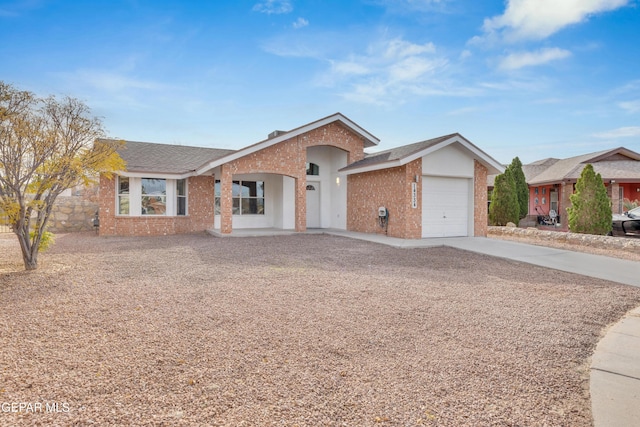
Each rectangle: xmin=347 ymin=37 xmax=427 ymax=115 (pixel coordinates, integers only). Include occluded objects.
xmin=499 ymin=47 xmax=572 ymax=70
xmin=58 ymin=69 xmax=169 ymax=95
xmin=330 ymin=60 xmax=370 ymax=76
xmin=478 ymin=76 xmax=550 ymax=92
xmin=593 ymin=126 xmax=640 ymax=138
xmin=82 ymin=71 xmax=166 ymax=92
xmin=252 ymin=0 xmax=293 ymax=15
xmin=388 ymin=56 xmax=445 ymax=82
xmin=320 ymin=37 xmax=450 ymax=104
xmin=263 ymin=32 xmax=481 ymax=105
xmin=480 ymin=0 xmax=629 ymax=42
xmin=293 ymin=17 xmax=308 ymax=29
xmin=382 ymin=39 xmax=435 ymax=59
xmin=459 ymin=50 xmax=472 ymax=60
xmin=619 ymin=100 xmax=640 ymax=114
xmin=614 ymin=80 xmax=640 ymax=94
xmin=341 ymin=80 xmax=389 ymax=105
xmin=261 ymin=37 xmax=323 ymax=58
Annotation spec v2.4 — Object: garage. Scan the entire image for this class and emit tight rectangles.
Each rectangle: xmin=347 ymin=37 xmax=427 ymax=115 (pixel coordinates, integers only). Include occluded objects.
xmin=422 ymin=176 xmax=470 ymax=238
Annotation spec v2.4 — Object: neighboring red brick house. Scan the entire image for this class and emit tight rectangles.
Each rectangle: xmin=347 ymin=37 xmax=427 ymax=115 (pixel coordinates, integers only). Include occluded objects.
xmin=98 ymin=113 xmax=503 ymax=239
xmin=488 ymin=147 xmax=640 ymax=226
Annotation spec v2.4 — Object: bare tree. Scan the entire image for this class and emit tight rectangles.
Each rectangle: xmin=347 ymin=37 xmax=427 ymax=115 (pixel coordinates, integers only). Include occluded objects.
xmin=0 ymin=81 xmax=124 ymax=270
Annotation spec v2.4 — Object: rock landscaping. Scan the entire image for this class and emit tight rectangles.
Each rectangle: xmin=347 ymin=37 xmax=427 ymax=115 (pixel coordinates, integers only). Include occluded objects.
xmin=1 ymin=232 xmax=639 ymax=426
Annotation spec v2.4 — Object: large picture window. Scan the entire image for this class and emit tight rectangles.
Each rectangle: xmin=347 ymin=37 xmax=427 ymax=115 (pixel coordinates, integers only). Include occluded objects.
xmin=141 ymin=178 xmax=166 ymax=215
xmin=116 ymin=176 xmax=186 ymax=216
xmin=215 ymin=180 xmax=264 ymax=215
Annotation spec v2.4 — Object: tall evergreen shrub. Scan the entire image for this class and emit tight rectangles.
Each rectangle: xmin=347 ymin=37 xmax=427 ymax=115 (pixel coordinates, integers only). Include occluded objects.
xmin=506 ymin=157 xmax=529 ymax=219
xmin=489 ymin=172 xmax=520 ymax=226
xmin=567 ymin=164 xmax=612 ymax=235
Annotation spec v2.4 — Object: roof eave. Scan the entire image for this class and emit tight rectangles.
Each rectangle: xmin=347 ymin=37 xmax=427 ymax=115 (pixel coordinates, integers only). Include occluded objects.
xmin=117 ymin=170 xmax=195 ymax=179
xmin=340 ymin=159 xmax=404 ymax=175
xmin=588 ymin=147 xmax=640 ymax=163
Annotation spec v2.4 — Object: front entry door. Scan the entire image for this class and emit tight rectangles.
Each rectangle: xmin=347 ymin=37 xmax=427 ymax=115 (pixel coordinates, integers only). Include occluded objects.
xmin=306 ymin=182 xmax=321 ymax=228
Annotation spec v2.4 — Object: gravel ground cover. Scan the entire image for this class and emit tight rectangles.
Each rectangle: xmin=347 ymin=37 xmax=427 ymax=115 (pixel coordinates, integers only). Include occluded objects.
xmin=1 ymin=232 xmax=640 ymax=426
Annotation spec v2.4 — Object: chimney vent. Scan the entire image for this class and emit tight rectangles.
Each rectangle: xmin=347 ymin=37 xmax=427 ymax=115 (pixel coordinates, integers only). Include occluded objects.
xmin=268 ymin=130 xmax=286 ymax=139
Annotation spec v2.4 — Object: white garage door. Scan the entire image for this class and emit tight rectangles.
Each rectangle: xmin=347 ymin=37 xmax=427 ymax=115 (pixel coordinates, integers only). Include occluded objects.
xmin=422 ymin=176 xmax=469 ymax=238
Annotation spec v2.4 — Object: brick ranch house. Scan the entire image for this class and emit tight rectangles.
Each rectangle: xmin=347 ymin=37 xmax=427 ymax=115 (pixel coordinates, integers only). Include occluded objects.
xmin=98 ymin=113 xmax=503 ymax=239
xmin=488 ymin=147 xmax=640 ymax=226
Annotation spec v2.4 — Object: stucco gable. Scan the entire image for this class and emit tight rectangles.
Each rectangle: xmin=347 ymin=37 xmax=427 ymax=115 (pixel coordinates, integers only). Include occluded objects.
xmin=341 ymin=133 xmax=503 ymax=176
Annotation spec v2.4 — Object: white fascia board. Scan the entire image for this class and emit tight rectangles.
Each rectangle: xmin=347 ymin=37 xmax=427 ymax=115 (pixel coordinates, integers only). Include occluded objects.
xmin=118 ymin=171 xmax=192 ymax=180
xmin=195 ymin=113 xmax=380 ymax=176
xmin=338 ymin=114 xmax=380 ymax=148
xmin=341 ymin=159 xmax=403 ymax=175
xmin=401 ymin=135 xmax=505 ymax=174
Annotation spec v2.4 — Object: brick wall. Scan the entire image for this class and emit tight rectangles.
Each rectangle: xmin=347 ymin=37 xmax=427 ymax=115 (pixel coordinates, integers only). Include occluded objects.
xmin=218 ymin=122 xmax=366 ymax=233
xmin=349 ymin=159 xmax=488 ymax=239
xmin=100 ymin=122 xmax=366 ymax=236
xmin=347 ymin=159 xmax=422 ymax=239
xmin=98 ymin=175 xmax=215 ymax=236
xmin=473 ymin=160 xmax=488 ymax=237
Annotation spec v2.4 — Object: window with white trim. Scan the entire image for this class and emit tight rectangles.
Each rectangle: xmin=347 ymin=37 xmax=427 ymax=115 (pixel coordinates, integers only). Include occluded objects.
xmin=177 ymin=179 xmax=187 ymax=216
xmin=141 ymin=178 xmax=166 ymax=215
xmin=214 ymin=180 xmax=265 ymax=215
xmin=116 ymin=176 xmax=186 ymax=216
xmin=118 ymin=176 xmax=130 ymax=215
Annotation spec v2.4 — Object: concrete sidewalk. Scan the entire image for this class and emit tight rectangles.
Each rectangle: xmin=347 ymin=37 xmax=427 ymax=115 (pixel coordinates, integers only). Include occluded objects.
xmin=591 ymin=306 xmax=640 ymax=427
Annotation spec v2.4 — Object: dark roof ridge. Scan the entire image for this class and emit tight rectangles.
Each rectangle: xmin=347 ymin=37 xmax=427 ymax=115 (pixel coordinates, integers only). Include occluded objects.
xmin=365 ymin=132 xmax=460 ymax=158
xmin=98 ymin=138 xmax=233 ymax=152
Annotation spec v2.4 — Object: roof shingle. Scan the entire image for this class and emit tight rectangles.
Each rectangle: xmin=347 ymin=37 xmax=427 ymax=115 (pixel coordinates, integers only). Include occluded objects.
xmin=341 ymin=133 xmax=458 ymax=171
xmin=102 ymin=139 xmax=236 ymax=174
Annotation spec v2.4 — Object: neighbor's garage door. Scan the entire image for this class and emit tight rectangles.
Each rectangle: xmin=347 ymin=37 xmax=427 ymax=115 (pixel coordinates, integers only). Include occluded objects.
xmin=422 ymin=176 xmax=469 ymax=238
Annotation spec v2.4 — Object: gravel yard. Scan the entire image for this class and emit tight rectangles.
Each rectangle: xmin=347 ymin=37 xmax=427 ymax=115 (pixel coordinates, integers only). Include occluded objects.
xmin=1 ymin=232 xmax=640 ymax=426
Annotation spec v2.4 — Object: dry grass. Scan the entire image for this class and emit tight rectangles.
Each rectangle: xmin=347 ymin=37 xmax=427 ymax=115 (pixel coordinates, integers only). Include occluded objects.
xmin=1 ymin=232 xmax=639 ymax=426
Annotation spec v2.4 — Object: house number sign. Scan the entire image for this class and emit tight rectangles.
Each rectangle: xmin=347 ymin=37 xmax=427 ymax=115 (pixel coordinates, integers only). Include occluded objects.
xmin=411 ymin=182 xmax=417 ymax=209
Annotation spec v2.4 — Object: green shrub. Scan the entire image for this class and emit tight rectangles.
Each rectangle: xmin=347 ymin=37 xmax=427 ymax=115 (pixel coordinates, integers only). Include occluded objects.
xmin=489 ymin=172 xmax=520 ymax=226
xmin=506 ymin=157 xmax=529 ymax=220
xmin=567 ymin=164 xmax=612 ymax=235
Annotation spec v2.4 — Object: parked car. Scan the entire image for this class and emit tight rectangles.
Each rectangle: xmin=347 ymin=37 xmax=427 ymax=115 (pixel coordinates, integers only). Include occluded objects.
xmin=611 ymin=206 xmax=640 ymax=238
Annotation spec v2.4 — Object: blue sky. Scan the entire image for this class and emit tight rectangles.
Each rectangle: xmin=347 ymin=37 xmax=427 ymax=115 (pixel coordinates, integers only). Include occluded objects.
xmin=1 ymin=0 xmax=639 ymax=164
